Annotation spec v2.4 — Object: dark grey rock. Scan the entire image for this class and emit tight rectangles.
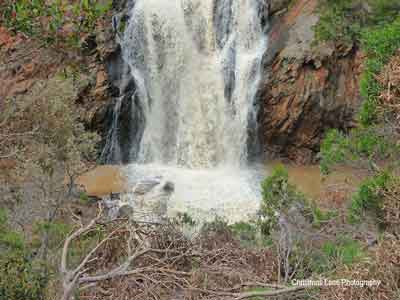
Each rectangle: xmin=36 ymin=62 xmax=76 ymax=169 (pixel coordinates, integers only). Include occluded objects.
xmin=118 ymin=204 xmax=134 ymax=218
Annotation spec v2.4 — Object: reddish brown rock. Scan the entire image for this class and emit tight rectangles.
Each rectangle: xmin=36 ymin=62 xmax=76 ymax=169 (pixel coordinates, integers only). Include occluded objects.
xmin=0 ymin=28 xmax=63 ymax=102
xmin=259 ymin=0 xmax=363 ymax=163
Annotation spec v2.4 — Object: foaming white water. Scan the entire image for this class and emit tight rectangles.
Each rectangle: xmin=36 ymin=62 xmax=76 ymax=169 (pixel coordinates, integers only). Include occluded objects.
xmin=123 ymin=163 xmax=265 ymax=223
xmin=113 ymin=0 xmax=268 ymax=222
xmin=121 ymin=0 xmax=268 ymax=167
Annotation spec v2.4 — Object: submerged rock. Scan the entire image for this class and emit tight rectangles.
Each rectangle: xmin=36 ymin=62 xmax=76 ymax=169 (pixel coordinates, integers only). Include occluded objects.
xmin=117 ymin=204 xmax=134 ymax=218
xmin=108 ymin=178 xmax=175 ymax=223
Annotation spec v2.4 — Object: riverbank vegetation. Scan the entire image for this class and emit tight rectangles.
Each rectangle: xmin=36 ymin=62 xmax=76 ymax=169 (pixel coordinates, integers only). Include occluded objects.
xmin=316 ymin=2 xmax=400 ymax=298
xmin=1 ymin=0 xmax=111 ymax=49
xmin=319 ymin=2 xmax=400 ymax=226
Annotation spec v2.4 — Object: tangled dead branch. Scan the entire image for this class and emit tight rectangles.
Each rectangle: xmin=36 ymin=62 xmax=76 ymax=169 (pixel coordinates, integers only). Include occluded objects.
xmin=377 ymin=49 xmax=400 ymax=138
xmin=60 ymin=205 xmax=308 ymax=300
xmin=381 ymin=182 xmax=400 ymax=235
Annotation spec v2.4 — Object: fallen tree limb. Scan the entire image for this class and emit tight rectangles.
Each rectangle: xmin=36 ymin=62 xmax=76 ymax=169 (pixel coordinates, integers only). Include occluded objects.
xmin=235 ymin=285 xmax=306 ymax=300
xmin=60 ymin=207 xmax=310 ymax=300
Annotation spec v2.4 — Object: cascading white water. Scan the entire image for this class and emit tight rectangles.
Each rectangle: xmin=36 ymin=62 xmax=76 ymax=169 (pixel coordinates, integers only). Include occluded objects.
xmin=121 ymin=0 xmax=267 ymax=168
xmin=115 ymin=0 xmax=268 ymax=222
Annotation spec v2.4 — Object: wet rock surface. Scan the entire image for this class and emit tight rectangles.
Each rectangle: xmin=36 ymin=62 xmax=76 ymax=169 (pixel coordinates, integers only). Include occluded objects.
xmin=258 ymin=0 xmax=363 ymax=163
xmin=107 ymin=178 xmax=175 ymax=222
xmin=88 ymin=0 xmax=365 ymax=165
xmin=0 ymin=0 xmax=366 ymax=167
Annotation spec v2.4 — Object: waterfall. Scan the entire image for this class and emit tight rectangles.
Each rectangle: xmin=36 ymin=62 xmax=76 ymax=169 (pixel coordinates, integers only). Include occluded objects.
xmin=110 ymin=0 xmax=268 ymax=167
xmin=104 ymin=0 xmax=269 ymax=222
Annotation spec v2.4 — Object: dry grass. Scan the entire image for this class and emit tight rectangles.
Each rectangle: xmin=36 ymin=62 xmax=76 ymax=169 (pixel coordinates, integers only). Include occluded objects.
xmin=381 ymin=181 xmax=400 ymax=235
xmin=319 ymin=235 xmax=400 ymax=300
xmin=377 ymin=50 xmax=400 ymax=139
xmin=75 ymin=220 xmax=280 ymax=300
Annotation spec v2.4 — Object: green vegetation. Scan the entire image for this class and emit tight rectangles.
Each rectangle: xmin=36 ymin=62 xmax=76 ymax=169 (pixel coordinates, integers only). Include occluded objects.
xmin=315 ymin=0 xmax=400 ymax=46
xmin=0 ymin=209 xmax=47 ymax=300
xmin=295 ymin=236 xmax=366 ymax=276
xmin=1 ymin=0 xmax=112 ymax=48
xmin=349 ymin=171 xmax=393 ymax=223
xmin=175 ymin=212 xmax=197 ymax=227
xmin=359 ymin=17 xmax=400 ymax=126
xmin=320 ymin=127 xmax=398 ymax=173
xmin=0 ymin=74 xmax=100 ymax=298
xmin=319 ymin=6 xmax=400 ymax=224
xmin=260 ymin=165 xmax=311 ymax=234
xmin=311 ymin=206 xmax=337 ymax=227
xmin=33 ymin=221 xmax=72 ymax=249
xmin=315 ymin=0 xmax=364 ymax=46
xmin=320 ymin=16 xmax=400 ymax=173
xmin=322 ymin=237 xmax=365 ymax=266
xmin=260 ymin=164 xmax=291 ymax=234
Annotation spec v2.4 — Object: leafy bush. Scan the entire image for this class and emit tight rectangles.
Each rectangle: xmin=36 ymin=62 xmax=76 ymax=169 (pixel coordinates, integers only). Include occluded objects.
xmin=33 ymin=221 xmax=72 ymax=250
xmin=349 ymin=171 xmax=393 ymax=223
xmin=260 ymin=165 xmax=311 ymax=234
xmin=301 ymin=236 xmax=366 ymax=276
xmin=319 ymin=235 xmax=400 ymax=300
xmin=359 ymin=17 xmax=400 ymax=126
xmin=0 ymin=210 xmax=47 ymax=300
xmin=229 ymin=221 xmax=273 ymax=248
xmin=314 ymin=0 xmax=400 ymax=46
xmin=1 ymin=0 xmax=112 ymax=48
xmin=0 ymin=252 xmax=47 ymax=300
xmin=320 ymin=129 xmax=349 ymax=174
xmin=322 ymin=237 xmax=365 ymax=266
xmin=320 ymin=127 xmax=396 ymax=174
xmin=311 ymin=206 xmax=337 ymax=228
xmin=314 ymin=0 xmax=365 ymax=46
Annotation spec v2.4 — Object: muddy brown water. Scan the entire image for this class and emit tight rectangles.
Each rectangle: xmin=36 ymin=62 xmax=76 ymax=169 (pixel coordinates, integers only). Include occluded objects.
xmin=77 ymin=165 xmax=126 ymax=197
xmin=272 ymin=162 xmax=365 ymax=209
xmin=77 ymin=163 xmax=364 ymax=209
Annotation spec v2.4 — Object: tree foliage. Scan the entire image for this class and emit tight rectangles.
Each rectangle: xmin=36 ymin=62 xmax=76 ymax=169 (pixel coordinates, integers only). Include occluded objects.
xmin=1 ymin=0 xmax=111 ymax=48
xmin=260 ymin=165 xmax=311 ymax=234
xmin=315 ymin=0 xmax=400 ymax=46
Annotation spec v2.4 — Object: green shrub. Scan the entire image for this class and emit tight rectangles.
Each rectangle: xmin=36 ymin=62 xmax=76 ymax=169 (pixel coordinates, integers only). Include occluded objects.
xmin=359 ymin=17 xmax=400 ymax=126
xmin=200 ymin=216 xmax=230 ymax=235
xmin=311 ymin=206 xmax=337 ymax=228
xmin=1 ymin=0 xmax=112 ymax=48
xmin=0 ymin=209 xmax=7 ymax=232
xmin=260 ymin=165 xmax=311 ymax=234
xmin=314 ymin=0 xmax=365 ymax=46
xmin=229 ymin=221 xmax=273 ymax=248
xmin=175 ymin=212 xmax=196 ymax=227
xmin=349 ymin=171 xmax=393 ymax=223
xmin=230 ymin=222 xmax=257 ymax=241
xmin=320 ymin=127 xmax=396 ymax=174
xmin=0 ymin=211 xmax=47 ymax=300
xmin=319 ymin=16 xmax=400 ymax=174
xmin=33 ymin=221 xmax=72 ymax=250
xmin=79 ymin=191 xmax=91 ymax=205
xmin=314 ymin=0 xmax=400 ymax=46
xmin=320 ymin=129 xmax=349 ymax=174
xmin=305 ymin=237 xmax=365 ymax=275
xmin=322 ymin=237 xmax=365 ymax=266
xmin=0 ymin=252 xmax=47 ymax=300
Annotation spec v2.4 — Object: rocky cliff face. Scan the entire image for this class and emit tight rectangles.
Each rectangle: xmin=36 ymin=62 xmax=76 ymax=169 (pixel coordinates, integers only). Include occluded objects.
xmin=1 ymin=0 xmax=364 ymax=166
xmin=97 ymin=0 xmax=364 ymax=165
xmin=258 ymin=0 xmax=363 ymax=163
